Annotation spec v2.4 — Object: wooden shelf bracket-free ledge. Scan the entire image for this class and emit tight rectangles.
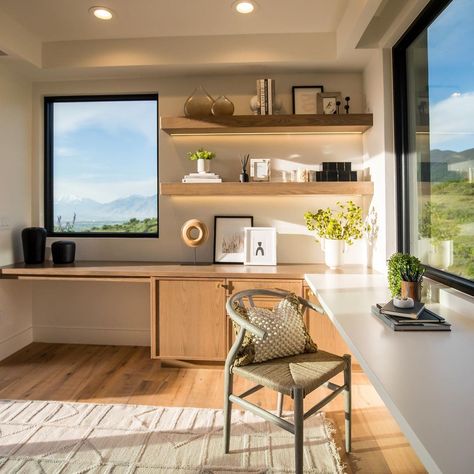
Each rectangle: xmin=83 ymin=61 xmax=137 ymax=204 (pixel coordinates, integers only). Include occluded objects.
xmin=160 ymin=181 xmax=374 ymax=196
xmin=161 ymin=114 xmax=373 ymax=135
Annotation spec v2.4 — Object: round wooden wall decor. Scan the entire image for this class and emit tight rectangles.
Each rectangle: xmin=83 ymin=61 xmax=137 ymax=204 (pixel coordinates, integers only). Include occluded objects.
xmin=181 ymin=219 xmax=209 ymax=248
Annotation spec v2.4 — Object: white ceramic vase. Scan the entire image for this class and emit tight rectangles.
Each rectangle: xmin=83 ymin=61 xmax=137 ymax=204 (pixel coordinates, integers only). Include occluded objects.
xmin=321 ymin=239 xmax=345 ymax=269
xmin=429 ymin=240 xmax=453 ymax=269
xmin=196 ymin=159 xmax=210 ymax=174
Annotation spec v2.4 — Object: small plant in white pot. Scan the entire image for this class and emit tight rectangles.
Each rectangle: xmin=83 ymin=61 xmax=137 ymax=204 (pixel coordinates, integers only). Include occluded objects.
xmin=304 ymin=200 xmax=368 ymax=269
xmin=187 ymin=148 xmax=215 ymax=174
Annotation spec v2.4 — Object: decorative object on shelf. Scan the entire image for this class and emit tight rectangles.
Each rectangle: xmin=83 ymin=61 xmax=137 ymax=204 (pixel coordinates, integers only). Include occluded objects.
xmin=21 ymin=227 xmax=47 ymax=264
xmin=187 ymin=148 xmax=216 ymax=175
xmin=239 ymin=154 xmax=250 ymax=182
xmin=256 ymin=78 xmax=276 ymax=115
xmin=181 ymin=219 xmax=209 ymax=265
xmin=211 ymin=96 xmax=234 ymax=116
xmin=184 ymin=86 xmax=215 ymax=117
xmin=304 ymin=201 xmax=368 ymax=269
xmin=344 ymin=96 xmax=351 ymax=114
xmin=213 ymin=215 xmax=253 ymax=264
xmin=387 ymin=253 xmax=424 ymax=301
xmin=317 ymin=92 xmax=343 ymax=115
xmin=336 ymin=101 xmax=341 ymax=114
xmin=249 ymin=95 xmax=282 ymax=115
xmin=392 ymin=297 xmax=415 ymax=309
xmin=51 ymin=241 xmax=76 ymax=264
xmin=317 ymin=162 xmax=357 ymax=182
xmin=292 ymin=85 xmax=324 ymax=114
xmin=250 ymin=158 xmax=271 ymax=182
xmin=296 ymin=168 xmax=307 ymax=182
xmin=244 ymin=227 xmax=277 ymax=265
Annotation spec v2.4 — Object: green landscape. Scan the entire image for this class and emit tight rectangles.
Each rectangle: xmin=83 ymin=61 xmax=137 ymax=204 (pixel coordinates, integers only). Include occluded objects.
xmin=55 ymin=217 xmax=158 ymax=234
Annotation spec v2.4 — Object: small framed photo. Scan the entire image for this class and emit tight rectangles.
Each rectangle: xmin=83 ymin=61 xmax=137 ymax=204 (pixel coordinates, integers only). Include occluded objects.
xmin=250 ymin=158 xmax=271 ymax=182
xmin=292 ymin=86 xmax=324 ymax=114
xmin=317 ymin=92 xmax=342 ymax=115
xmin=244 ymin=227 xmax=277 ymax=266
xmin=213 ymin=216 xmax=253 ymax=264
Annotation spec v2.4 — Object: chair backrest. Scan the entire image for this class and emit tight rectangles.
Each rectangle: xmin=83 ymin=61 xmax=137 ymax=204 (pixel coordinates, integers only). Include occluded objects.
xmin=225 ymin=289 xmax=324 ymax=370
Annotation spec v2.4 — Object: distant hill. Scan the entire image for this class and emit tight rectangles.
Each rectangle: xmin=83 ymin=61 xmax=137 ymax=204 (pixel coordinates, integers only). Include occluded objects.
xmin=430 ymin=148 xmax=474 ymax=163
xmin=54 ymin=194 xmax=157 ymax=222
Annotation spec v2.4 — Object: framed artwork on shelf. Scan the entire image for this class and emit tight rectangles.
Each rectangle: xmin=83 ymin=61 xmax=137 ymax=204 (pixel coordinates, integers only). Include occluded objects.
xmin=292 ymin=85 xmax=324 ymax=114
xmin=317 ymin=92 xmax=343 ymax=115
xmin=250 ymin=158 xmax=271 ymax=182
xmin=244 ymin=227 xmax=277 ymax=266
xmin=213 ymin=216 xmax=254 ymax=264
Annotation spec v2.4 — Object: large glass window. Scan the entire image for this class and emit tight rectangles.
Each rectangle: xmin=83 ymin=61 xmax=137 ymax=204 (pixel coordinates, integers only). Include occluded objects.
xmin=394 ymin=0 xmax=474 ymax=293
xmin=44 ymin=95 xmax=158 ymax=237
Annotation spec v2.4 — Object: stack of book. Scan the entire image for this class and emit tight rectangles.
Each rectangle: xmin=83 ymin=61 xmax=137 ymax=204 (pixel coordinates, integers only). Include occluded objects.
xmin=371 ymin=300 xmax=451 ymax=331
xmin=182 ymin=172 xmax=222 ymax=183
xmin=257 ymin=79 xmax=275 ymax=115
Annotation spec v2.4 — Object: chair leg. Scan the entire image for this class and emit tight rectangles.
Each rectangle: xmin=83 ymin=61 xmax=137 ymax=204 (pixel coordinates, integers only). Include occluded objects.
xmin=276 ymin=392 xmax=284 ymax=417
xmin=223 ymin=370 xmax=233 ymax=454
xmin=343 ymin=354 xmax=352 ymax=453
xmin=293 ymin=387 xmax=304 ymax=474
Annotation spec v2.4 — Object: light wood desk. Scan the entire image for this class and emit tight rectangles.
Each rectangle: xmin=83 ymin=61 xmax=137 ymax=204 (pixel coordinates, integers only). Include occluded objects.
xmin=305 ymin=273 xmax=474 ymax=474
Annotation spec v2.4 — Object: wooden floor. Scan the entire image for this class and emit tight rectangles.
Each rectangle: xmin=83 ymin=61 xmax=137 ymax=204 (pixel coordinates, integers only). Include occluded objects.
xmin=0 ymin=343 xmax=425 ymax=473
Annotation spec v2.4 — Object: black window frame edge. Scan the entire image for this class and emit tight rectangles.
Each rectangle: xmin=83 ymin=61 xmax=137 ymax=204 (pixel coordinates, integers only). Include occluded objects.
xmin=44 ymin=93 xmax=160 ymax=239
xmin=393 ymin=0 xmax=474 ymax=296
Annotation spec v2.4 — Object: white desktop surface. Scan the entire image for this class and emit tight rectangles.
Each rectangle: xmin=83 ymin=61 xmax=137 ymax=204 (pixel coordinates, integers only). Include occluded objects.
xmin=305 ymin=273 xmax=474 ymax=474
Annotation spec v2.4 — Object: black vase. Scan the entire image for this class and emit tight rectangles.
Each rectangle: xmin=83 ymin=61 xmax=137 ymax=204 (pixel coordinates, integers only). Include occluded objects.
xmin=52 ymin=241 xmax=76 ymax=264
xmin=240 ymin=172 xmax=250 ymax=183
xmin=21 ymin=227 xmax=47 ymax=264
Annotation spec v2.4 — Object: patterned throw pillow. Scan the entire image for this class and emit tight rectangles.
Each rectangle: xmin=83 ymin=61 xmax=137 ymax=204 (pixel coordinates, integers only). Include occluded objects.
xmin=233 ymin=293 xmax=317 ymax=367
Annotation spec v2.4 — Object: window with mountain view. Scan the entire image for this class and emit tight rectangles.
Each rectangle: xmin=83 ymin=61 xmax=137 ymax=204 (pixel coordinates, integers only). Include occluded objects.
xmin=395 ymin=0 xmax=474 ymax=292
xmin=44 ymin=95 xmax=158 ymax=237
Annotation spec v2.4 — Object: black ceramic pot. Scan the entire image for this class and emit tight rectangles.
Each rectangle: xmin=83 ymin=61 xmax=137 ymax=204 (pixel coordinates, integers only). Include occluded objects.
xmin=51 ymin=241 xmax=76 ymax=264
xmin=21 ymin=227 xmax=47 ymax=264
xmin=240 ymin=172 xmax=250 ymax=183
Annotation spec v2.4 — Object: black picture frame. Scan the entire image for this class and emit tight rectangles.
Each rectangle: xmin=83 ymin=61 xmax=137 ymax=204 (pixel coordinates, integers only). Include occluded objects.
xmin=213 ymin=215 xmax=254 ymax=264
xmin=44 ymin=93 xmax=159 ymax=239
xmin=292 ymin=85 xmax=324 ymax=114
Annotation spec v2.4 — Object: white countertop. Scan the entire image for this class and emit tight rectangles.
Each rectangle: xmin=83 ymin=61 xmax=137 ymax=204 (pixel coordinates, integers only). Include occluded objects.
xmin=305 ymin=273 xmax=474 ymax=474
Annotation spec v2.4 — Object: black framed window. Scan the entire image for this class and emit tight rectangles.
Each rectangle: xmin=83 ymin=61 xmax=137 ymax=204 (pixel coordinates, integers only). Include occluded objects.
xmin=394 ymin=0 xmax=474 ymax=295
xmin=44 ymin=94 xmax=159 ymax=238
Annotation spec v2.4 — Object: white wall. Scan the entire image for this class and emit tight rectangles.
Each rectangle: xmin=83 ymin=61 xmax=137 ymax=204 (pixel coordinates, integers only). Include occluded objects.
xmin=0 ymin=61 xmax=33 ymax=360
xmin=30 ymin=71 xmax=370 ymax=345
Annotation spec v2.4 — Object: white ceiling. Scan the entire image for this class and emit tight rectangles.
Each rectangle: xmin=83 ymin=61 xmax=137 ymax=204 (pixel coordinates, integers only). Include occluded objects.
xmin=0 ymin=0 xmax=348 ymax=42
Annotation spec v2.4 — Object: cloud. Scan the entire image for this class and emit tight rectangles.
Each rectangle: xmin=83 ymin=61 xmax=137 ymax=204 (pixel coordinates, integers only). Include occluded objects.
xmin=53 ymin=100 xmax=157 ymax=145
xmin=430 ymin=92 xmax=474 ymax=150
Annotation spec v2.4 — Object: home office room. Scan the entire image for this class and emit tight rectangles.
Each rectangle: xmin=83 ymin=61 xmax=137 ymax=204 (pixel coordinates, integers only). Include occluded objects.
xmin=0 ymin=1 xmax=472 ymax=473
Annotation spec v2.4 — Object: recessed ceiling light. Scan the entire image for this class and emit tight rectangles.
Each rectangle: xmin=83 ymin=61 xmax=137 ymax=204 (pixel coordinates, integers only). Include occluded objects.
xmin=89 ymin=6 xmax=113 ymax=20
xmin=233 ymin=1 xmax=256 ymax=14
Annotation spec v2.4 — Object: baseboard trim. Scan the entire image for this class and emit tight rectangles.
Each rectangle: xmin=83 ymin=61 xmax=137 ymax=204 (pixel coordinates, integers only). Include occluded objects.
xmin=0 ymin=326 xmax=34 ymax=361
xmin=33 ymin=325 xmax=150 ymax=347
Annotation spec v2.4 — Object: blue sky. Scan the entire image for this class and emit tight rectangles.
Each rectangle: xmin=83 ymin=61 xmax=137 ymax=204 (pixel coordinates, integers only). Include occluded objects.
xmin=427 ymin=0 xmax=474 ymax=151
xmin=53 ymin=99 xmax=157 ymax=203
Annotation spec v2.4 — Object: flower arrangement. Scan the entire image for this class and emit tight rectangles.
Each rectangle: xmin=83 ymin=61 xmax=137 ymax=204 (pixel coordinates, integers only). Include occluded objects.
xmin=187 ymin=148 xmax=216 ymax=161
xmin=387 ymin=253 xmax=424 ymax=298
xmin=304 ymin=200 xmax=368 ymax=245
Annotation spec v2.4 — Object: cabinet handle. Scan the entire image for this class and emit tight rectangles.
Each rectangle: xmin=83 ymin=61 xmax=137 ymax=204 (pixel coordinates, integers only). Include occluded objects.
xmin=218 ymin=283 xmax=229 ymax=290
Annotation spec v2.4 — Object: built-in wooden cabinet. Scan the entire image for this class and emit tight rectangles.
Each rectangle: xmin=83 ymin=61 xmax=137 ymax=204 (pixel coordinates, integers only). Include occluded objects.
xmin=158 ymin=279 xmax=227 ymax=361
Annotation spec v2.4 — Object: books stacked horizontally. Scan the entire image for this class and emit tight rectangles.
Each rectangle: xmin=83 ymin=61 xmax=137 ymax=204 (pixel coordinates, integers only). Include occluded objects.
xmin=257 ymin=79 xmax=275 ymax=115
xmin=371 ymin=300 xmax=451 ymax=331
xmin=182 ymin=172 xmax=222 ymax=183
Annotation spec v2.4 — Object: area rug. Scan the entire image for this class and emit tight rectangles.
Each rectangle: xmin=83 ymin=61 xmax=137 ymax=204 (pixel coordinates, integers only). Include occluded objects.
xmin=0 ymin=399 xmax=344 ymax=473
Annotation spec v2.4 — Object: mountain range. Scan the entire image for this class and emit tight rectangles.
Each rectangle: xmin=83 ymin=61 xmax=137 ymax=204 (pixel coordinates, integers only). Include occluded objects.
xmin=54 ymin=194 xmax=157 ymax=222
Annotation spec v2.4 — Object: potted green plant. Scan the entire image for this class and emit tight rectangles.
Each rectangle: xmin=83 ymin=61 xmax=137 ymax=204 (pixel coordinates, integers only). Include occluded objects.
xmin=304 ymin=200 xmax=367 ymax=269
xmin=187 ymin=148 xmax=216 ymax=174
xmin=387 ymin=253 xmax=424 ymax=301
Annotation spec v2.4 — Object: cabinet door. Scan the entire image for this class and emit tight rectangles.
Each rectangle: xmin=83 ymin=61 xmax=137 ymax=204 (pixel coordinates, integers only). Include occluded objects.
xmin=305 ymin=287 xmax=357 ymax=362
xmin=159 ymin=279 xmax=227 ymax=361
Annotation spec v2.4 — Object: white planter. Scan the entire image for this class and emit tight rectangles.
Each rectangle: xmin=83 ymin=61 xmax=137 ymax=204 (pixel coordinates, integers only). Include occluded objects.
xmin=321 ymin=239 xmax=345 ymax=269
xmin=417 ymin=237 xmax=431 ymax=264
xmin=197 ymin=159 xmax=210 ymax=174
xmin=429 ymin=240 xmax=453 ymax=269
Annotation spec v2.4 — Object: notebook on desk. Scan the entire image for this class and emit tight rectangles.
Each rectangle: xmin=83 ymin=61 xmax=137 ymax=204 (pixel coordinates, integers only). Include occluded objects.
xmin=371 ymin=304 xmax=451 ymax=331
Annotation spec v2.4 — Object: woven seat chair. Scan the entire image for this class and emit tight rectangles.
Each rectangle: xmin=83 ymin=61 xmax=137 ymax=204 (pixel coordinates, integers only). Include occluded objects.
xmin=224 ymin=289 xmax=351 ymax=474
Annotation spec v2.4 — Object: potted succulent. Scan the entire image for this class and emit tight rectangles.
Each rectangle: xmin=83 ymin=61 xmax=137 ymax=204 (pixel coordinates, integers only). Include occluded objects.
xmin=187 ymin=148 xmax=216 ymax=174
xmin=387 ymin=253 xmax=425 ymax=302
xmin=304 ymin=200 xmax=368 ymax=269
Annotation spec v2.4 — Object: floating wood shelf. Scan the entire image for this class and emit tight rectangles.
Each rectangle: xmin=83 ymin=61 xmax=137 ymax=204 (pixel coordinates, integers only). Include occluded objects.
xmin=161 ymin=114 xmax=373 ymax=135
xmin=160 ymin=182 xmax=374 ymax=196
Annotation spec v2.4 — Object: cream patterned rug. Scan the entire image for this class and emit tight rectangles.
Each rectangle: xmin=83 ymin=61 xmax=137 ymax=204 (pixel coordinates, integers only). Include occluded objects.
xmin=0 ymin=399 xmax=344 ymax=473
